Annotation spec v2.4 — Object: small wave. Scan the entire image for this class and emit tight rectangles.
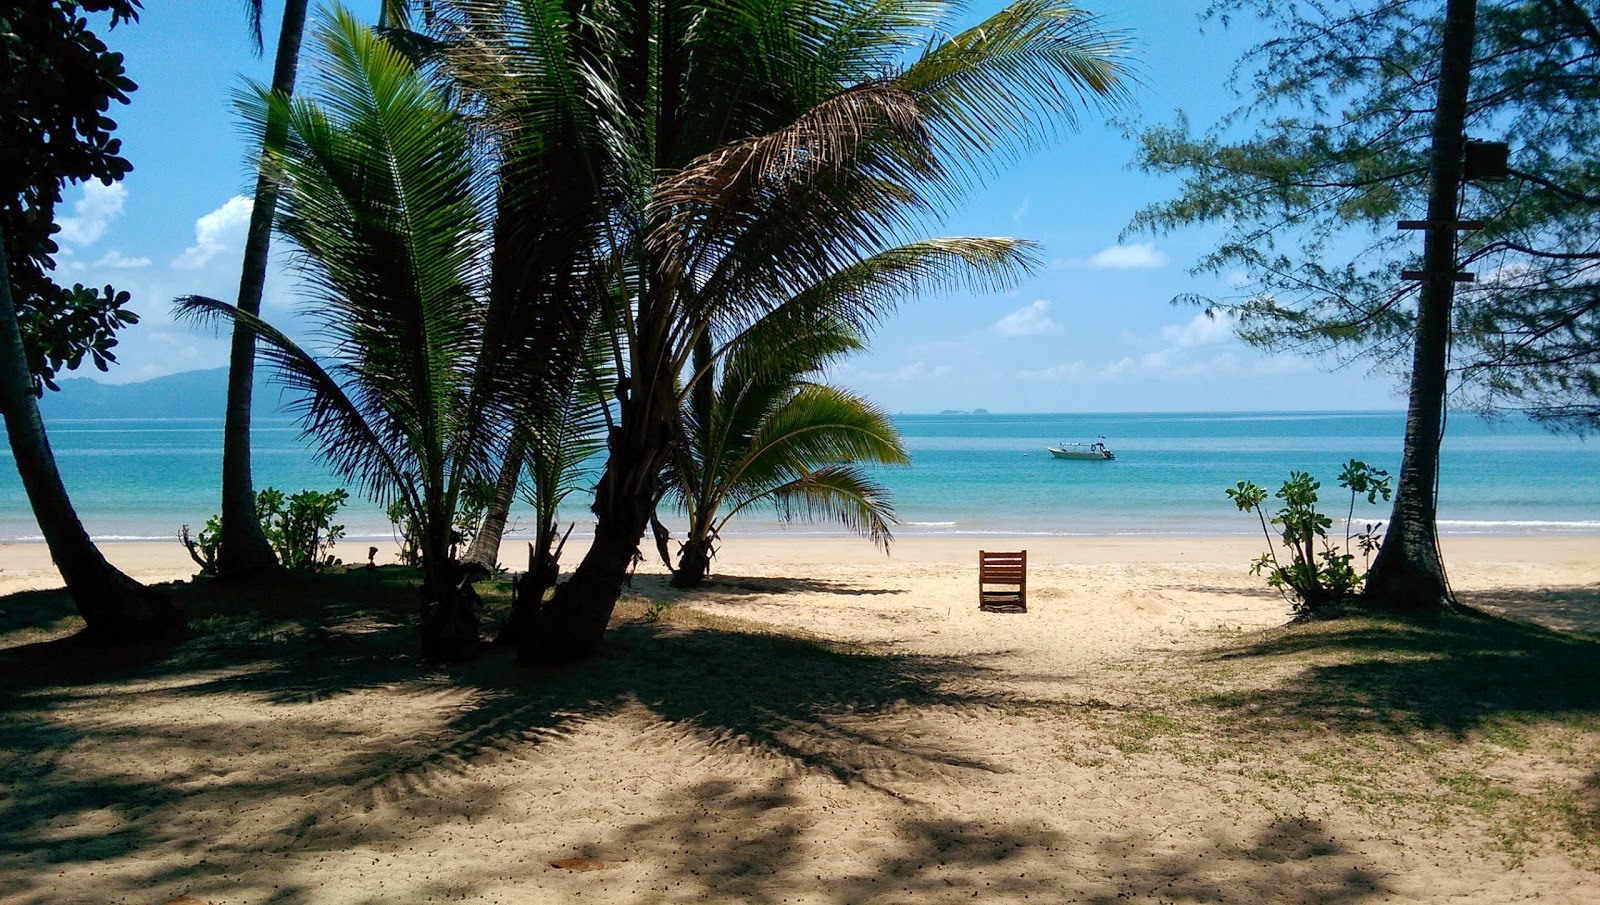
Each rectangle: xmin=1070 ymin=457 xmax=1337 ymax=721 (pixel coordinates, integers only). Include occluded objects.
xmin=905 ymin=521 xmax=958 ymax=527
xmin=1438 ymin=519 xmax=1600 ymax=530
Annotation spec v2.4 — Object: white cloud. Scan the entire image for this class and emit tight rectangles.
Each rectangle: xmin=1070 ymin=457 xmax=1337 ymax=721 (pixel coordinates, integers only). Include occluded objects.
xmin=993 ymin=299 xmax=1060 ymax=337
xmin=56 ymin=181 xmax=127 ymax=246
xmin=1011 ymin=195 xmax=1031 ymax=225
xmin=1053 ymin=242 xmax=1169 ymax=271
xmin=854 ymin=360 xmax=953 ymax=383
xmin=1089 ymin=242 xmax=1168 ymax=269
xmin=1158 ymin=311 xmax=1238 ymax=349
xmin=93 ymin=249 xmax=152 ymax=269
xmin=172 ymin=196 xmax=254 ymax=270
xmin=1103 ymin=357 xmax=1136 ymax=378
xmin=1016 ymin=361 xmax=1085 ymax=381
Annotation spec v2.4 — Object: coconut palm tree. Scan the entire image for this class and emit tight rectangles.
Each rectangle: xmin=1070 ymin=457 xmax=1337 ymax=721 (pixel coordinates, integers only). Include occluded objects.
xmin=431 ymin=0 xmax=1128 ymax=663
xmin=0 ymin=0 xmax=182 ymax=640
xmin=180 ymin=9 xmax=503 ymax=660
xmin=216 ymin=0 xmax=312 ymax=578
xmin=1 ymin=244 xmax=180 ymax=639
xmin=664 ymin=311 xmax=908 ymax=588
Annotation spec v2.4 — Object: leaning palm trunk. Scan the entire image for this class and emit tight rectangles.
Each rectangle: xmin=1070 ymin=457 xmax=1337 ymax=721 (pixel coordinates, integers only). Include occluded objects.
xmin=218 ymin=0 xmax=310 ymax=578
xmin=0 ymin=243 xmax=180 ymax=639
xmin=521 ymin=363 xmax=676 ymax=663
xmin=463 ymin=433 xmax=525 ymax=570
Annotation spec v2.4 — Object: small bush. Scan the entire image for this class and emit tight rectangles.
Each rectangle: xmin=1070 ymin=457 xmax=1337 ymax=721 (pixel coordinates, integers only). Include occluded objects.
xmin=181 ymin=487 xmax=349 ymax=574
xmin=1228 ymin=459 xmax=1392 ymax=617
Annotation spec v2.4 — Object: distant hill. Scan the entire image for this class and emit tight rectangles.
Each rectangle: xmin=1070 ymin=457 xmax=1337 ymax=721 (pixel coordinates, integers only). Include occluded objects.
xmin=39 ymin=368 xmax=294 ymax=420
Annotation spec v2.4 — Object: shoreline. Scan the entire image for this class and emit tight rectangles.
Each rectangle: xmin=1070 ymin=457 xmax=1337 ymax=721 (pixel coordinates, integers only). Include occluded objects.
xmin=4 ymin=533 xmax=1596 ymax=598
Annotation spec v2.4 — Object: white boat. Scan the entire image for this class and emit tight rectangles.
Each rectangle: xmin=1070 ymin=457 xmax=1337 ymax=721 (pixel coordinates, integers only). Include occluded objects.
xmin=1047 ymin=438 xmax=1115 ymax=460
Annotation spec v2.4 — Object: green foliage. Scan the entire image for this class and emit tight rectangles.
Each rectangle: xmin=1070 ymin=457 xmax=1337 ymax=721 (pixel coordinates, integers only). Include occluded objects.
xmin=1228 ymin=460 xmax=1392 ymax=617
xmin=386 ymin=498 xmax=420 ymax=567
xmin=182 ymin=487 xmax=348 ymax=574
xmin=1130 ymin=1 xmax=1600 ymax=429
xmin=175 ymin=10 xmax=498 ymax=594
xmin=451 ymin=478 xmax=495 ymax=558
xmin=178 ymin=516 xmax=223 ymax=575
xmin=667 ymin=312 xmax=910 ymax=578
xmin=255 ymin=487 xmax=348 ymax=572
xmin=0 ymin=1 xmax=143 ymax=393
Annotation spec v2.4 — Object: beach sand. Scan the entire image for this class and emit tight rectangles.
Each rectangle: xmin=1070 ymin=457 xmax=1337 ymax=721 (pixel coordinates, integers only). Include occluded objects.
xmin=2 ymin=534 xmax=1598 ymax=903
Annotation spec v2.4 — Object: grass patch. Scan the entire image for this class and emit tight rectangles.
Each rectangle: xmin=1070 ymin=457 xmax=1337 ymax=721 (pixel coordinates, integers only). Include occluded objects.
xmin=1059 ymin=608 xmax=1600 ymax=866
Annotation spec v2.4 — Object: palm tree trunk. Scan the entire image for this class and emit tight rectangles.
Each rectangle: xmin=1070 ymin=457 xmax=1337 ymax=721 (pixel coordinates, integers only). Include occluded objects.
xmin=218 ymin=0 xmax=309 ymax=578
xmin=1365 ymin=0 xmax=1477 ymax=612
xmin=418 ymin=516 xmax=480 ymax=662
xmin=463 ymin=432 xmax=525 ymax=569
xmin=0 ymin=242 xmax=180 ymax=639
xmin=670 ymin=331 xmax=716 ymax=589
xmin=521 ymin=370 xmax=676 ymax=664
xmin=671 ymin=536 xmax=712 ymax=588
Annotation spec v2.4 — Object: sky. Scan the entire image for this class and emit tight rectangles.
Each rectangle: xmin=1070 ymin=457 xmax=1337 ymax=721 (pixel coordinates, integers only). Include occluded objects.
xmin=51 ymin=0 xmax=1411 ymax=413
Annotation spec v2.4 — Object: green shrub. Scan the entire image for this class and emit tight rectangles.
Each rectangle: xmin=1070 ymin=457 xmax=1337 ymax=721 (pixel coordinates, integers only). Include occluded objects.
xmin=181 ymin=487 xmax=349 ymax=574
xmin=257 ymin=487 xmax=349 ymax=571
xmin=1227 ymin=459 xmax=1392 ymax=618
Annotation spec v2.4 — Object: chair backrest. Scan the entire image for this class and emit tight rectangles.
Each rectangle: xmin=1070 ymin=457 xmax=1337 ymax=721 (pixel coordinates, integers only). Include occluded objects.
xmin=979 ymin=550 xmax=1026 ymax=587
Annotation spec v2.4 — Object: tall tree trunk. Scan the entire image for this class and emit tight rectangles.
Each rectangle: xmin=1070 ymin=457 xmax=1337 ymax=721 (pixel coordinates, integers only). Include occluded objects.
xmin=463 ymin=432 xmax=526 ymax=569
xmin=0 ymin=243 xmax=181 ymax=639
xmin=671 ymin=331 xmax=716 ymax=589
xmin=1365 ymin=0 xmax=1478 ymax=612
xmin=417 ymin=526 xmax=480 ymax=663
xmin=218 ymin=0 xmax=309 ymax=578
xmin=520 ymin=370 xmax=676 ymax=664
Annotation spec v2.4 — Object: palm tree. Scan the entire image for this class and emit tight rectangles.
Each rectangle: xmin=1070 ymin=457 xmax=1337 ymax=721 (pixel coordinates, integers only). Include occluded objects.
xmin=180 ymin=9 xmax=501 ymax=661
xmin=0 ymin=0 xmax=181 ymax=640
xmin=664 ymin=312 xmax=908 ymax=588
xmin=1 ymin=243 xmax=180 ymax=639
xmin=433 ymin=0 xmax=1127 ymax=663
xmin=216 ymin=0 xmax=312 ymax=578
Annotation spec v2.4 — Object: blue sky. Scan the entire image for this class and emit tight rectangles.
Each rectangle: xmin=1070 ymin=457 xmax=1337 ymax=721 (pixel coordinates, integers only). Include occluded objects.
xmin=54 ymin=0 xmax=1408 ymax=413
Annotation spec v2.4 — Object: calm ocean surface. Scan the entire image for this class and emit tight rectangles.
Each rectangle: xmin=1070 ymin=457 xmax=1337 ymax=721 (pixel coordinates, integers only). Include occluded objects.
xmin=2 ymin=411 xmax=1597 ymax=543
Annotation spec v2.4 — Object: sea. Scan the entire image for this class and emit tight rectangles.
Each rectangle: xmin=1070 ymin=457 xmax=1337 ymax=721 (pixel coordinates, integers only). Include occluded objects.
xmin=1 ymin=411 xmax=1597 ymax=544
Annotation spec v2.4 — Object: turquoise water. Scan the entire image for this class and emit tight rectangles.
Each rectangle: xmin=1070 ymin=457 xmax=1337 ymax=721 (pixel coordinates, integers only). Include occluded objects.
xmin=1 ymin=411 xmax=1597 ymax=542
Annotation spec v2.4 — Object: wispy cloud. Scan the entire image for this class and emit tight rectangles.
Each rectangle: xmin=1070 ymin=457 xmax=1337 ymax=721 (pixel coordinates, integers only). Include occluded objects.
xmin=56 ymin=182 xmax=127 ymax=246
xmin=993 ymin=299 xmax=1060 ymax=336
xmin=1158 ymin=311 xmax=1237 ymax=348
xmin=1011 ymin=195 xmax=1031 ymax=225
xmin=93 ymin=249 xmax=152 ymax=269
xmin=1016 ymin=361 xmax=1085 ymax=381
xmin=852 ymin=360 xmax=953 ymax=383
xmin=172 ymin=196 xmax=253 ymax=270
xmin=1052 ymin=241 xmax=1169 ymax=271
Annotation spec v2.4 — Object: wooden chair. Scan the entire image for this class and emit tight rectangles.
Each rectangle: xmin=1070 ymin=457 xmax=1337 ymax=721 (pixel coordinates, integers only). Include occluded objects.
xmin=978 ymin=550 xmax=1027 ymax=613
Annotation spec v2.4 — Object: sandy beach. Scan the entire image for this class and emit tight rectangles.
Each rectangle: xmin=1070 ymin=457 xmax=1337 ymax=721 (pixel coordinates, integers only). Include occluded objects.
xmin=3 ymin=534 xmax=1599 ymax=903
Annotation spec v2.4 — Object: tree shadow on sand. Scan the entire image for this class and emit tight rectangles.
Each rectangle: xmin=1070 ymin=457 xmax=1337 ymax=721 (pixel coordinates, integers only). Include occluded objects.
xmin=0 ymin=570 xmax=1036 ymax=902
xmin=629 ymin=572 xmax=908 ymax=599
xmin=1194 ymin=601 xmax=1600 ymax=738
xmin=0 ymin=569 xmax=1489 ymax=904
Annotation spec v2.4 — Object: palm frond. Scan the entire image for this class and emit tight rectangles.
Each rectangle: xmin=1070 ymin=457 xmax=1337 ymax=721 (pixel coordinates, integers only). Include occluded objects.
xmin=697 ymin=236 xmax=1039 ymax=386
xmin=754 ymin=464 xmax=900 ymax=548
xmin=174 ymin=296 xmax=420 ymax=513
xmin=225 ymin=8 xmax=498 ymax=550
xmin=707 ymin=383 xmax=907 ymax=538
xmin=899 ymin=0 xmax=1131 ymax=177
